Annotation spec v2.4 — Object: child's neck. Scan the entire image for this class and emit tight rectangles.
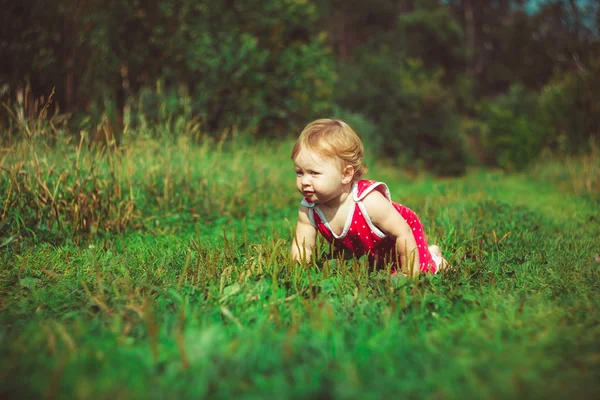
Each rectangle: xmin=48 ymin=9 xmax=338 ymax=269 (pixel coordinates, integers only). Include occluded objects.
xmin=321 ymin=183 xmax=353 ymax=211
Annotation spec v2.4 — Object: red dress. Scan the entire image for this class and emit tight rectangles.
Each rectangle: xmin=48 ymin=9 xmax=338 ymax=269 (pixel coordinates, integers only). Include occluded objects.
xmin=301 ymin=180 xmax=438 ymax=273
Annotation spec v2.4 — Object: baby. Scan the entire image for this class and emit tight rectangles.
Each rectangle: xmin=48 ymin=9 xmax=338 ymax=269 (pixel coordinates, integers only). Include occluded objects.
xmin=290 ymin=118 xmax=450 ymax=276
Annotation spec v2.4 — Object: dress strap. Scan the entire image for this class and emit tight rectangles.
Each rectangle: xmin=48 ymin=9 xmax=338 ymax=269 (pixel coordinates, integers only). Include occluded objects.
xmin=300 ymin=198 xmax=314 ymax=208
xmin=352 ymin=180 xmax=389 ymax=239
xmin=300 ymin=199 xmax=316 ymax=228
xmin=353 ymin=180 xmax=392 ymax=203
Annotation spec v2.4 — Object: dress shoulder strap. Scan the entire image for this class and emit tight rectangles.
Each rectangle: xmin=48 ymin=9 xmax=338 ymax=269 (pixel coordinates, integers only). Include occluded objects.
xmin=300 ymin=198 xmax=317 ymax=227
xmin=352 ymin=180 xmax=390 ymax=239
xmin=353 ymin=180 xmax=392 ymax=203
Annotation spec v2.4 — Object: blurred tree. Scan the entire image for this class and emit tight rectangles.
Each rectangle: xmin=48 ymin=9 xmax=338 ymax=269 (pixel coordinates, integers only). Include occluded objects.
xmin=396 ymin=4 xmax=465 ymax=84
xmin=1 ymin=0 xmax=598 ymax=161
xmin=318 ymin=0 xmax=404 ymax=60
xmin=329 ymin=1 xmax=469 ymax=174
xmin=532 ymin=0 xmax=600 ymax=70
xmin=445 ymin=0 xmax=600 ymax=96
xmin=0 ymin=1 xmax=68 ymax=109
xmin=1 ymin=0 xmax=335 ymax=137
xmin=152 ymin=0 xmax=335 ymax=135
xmin=336 ymin=47 xmax=468 ymax=176
xmin=538 ymin=59 xmax=600 ymax=152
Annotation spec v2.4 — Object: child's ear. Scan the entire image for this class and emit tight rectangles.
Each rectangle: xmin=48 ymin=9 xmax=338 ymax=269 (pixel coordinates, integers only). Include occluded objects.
xmin=341 ymin=165 xmax=355 ymax=184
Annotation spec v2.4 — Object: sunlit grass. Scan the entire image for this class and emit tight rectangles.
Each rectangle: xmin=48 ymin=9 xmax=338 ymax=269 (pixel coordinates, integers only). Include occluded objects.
xmin=1 ymin=130 xmax=599 ymax=399
xmin=528 ymin=139 xmax=600 ymax=204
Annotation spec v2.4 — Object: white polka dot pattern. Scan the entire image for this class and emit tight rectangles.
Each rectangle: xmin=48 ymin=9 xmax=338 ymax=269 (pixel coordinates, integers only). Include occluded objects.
xmin=302 ymin=180 xmax=437 ymax=274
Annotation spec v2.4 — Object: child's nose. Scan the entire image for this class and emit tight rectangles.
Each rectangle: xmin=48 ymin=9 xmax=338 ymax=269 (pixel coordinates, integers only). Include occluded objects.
xmin=301 ymin=175 xmax=311 ymax=185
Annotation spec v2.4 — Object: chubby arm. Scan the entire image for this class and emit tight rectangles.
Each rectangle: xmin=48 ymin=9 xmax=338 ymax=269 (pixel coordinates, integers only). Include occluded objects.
xmin=290 ymin=206 xmax=317 ymax=263
xmin=362 ymin=191 xmax=420 ymax=277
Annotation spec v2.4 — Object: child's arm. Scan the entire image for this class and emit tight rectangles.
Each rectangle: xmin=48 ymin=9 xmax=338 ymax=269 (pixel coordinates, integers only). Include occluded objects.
xmin=362 ymin=191 xmax=421 ymax=277
xmin=290 ymin=206 xmax=317 ymax=263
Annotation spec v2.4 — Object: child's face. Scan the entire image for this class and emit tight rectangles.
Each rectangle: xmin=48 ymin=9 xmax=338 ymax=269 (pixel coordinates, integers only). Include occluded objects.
xmin=293 ymin=147 xmax=353 ymax=204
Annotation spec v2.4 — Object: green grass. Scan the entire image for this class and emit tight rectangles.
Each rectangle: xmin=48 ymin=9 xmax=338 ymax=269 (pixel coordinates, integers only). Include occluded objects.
xmin=1 ymin=133 xmax=599 ymax=399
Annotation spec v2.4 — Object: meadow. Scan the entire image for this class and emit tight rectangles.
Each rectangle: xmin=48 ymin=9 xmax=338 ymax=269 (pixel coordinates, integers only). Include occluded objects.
xmin=0 ymin=125 xmax=599 ymax=399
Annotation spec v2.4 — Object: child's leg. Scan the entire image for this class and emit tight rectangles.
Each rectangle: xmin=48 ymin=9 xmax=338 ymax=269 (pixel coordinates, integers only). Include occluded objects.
xmin=429 ymin=245 xmax=452 ymax=272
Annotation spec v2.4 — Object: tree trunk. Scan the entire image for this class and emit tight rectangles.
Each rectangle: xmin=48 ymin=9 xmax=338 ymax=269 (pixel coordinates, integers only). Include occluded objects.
xmin=335 ymin=7 xmax=348 ymax=61
xmin=463 ymin=0 xmax=475 ymax=80
xmin=64 ymin=0 xmax=81 ymax=113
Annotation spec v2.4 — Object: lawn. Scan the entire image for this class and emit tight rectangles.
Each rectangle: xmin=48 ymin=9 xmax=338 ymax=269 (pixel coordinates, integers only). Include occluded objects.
xmin=1 ymin=133 xmax=599 ymax=399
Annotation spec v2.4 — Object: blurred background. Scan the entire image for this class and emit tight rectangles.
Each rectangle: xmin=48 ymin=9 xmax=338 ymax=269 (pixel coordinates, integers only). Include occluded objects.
xmin=1 ymin=0 xmax=599 ymax=175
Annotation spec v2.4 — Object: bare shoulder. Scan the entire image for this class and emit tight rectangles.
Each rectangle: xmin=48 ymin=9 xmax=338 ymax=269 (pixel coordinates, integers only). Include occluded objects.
xmin=294 ymin=205 xmax=317 ymax=246
xmin=292 ymin=205 xmax=317 ymax=261
xmin=361 ymin=189 xmax=393 ymax=213
xmin=297 ymin=205 xmax=312 ymax=224
xmin=361 ymin=188 xmax=409 ymax=236
xmin=296 ymin=206 xmax=317 ymax=244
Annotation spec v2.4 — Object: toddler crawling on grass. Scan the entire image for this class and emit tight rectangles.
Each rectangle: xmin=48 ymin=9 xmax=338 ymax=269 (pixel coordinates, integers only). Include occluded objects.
xmin=290 ymin=118 xmax=450 ymax=276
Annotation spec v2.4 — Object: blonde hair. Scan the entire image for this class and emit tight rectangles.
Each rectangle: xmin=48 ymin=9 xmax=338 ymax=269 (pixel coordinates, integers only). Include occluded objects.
xmin=291 ymin=118 xmax=368 ymax=180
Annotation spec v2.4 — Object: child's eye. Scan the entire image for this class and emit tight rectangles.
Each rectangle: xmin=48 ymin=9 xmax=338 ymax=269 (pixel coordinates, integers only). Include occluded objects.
xmin=295 ymin=171 xmax=303 ymax=177
xmin=311 ymin=172 xmax=320 ymax=176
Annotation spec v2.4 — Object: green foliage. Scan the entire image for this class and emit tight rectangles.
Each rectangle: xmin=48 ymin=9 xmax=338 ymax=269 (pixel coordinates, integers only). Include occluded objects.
xmin=0 ymin=0 xmax=336 ymax=138
xmin=329 ymin=3 xmax=472 ymax=176
xmin=0 ymin=133 xmax=298 ymax=250
xmin=1 ymin=133 xmax=599 ymax=398
xmin=0 ymin=1 xmax=65 ymax=98
xmin=397 ymin=5 xmax=465 ymax=84
xmin=337 ymin=50 xmax=468 ymax=176
xmin=476 ymin=85 xmax=546 ymax=171
xmin=3 ymin=0 xmax=600 ymax=175
xmin=472 ymin=63 xmax=600 ymax=172
xmin=538 ymin=61 xmax=600 ymax=152
xmin=0 ymin=141 xmax=139 ymax=246
xmin=528 ymin=138 xmax=600 ymax=204
xmin=130 ymin=83 xmax=203 ymax=140
xmin=0 ymin=86 xmax=69 ymax=144
xmin=139 ymin=0 xmax=337 ymax=136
